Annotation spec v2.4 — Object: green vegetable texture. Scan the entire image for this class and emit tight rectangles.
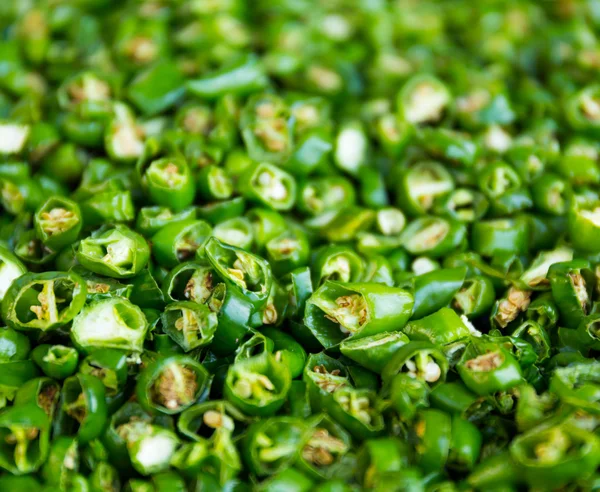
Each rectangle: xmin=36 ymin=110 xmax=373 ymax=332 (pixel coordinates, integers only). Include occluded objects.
xmin=1 ymin=0 xmax=600 ymax=490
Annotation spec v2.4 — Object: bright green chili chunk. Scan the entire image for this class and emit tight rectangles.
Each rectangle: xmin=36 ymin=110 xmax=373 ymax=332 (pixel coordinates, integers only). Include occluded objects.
xmin=2 ymin=1 xmax=600 ymax=490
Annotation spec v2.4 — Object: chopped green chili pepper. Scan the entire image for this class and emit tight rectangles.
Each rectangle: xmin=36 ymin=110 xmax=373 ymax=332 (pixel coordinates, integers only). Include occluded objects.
xmin=56 ymin=373 xmax=107 ymax=444
xmin=0 ymin=402 xmax=50 ymax=474
xmin=152 ymin=219 xmax=212 ymax=268
xmin=340 ymin=331 xmax=409 ymax=374
xmin=389 ymin=373 xmax=430 ymax=422
xmin=510 ymin=423 xmax=600 ymax=489
xmin=239 ymin=161 xmax=296 ymax=211
xmin=0 ymin=2 xmax=599 ymax=488
xmin=408 ymin=267 xmax=467 ymax=320
xmin=396 ymin=161 xmax=455 ymax=217
xmin=402 ymin=307 xmax=473 ymax=346
xmin=136 ymin=355 xmax=211 ymax=415
xmin=548 ymin=260 xmax=595 ymax=329
xmin=77 ymin=225 xmax=150 ymax=278
xmin=457 ymin=340 xmax=523 ymax=396
xmin=138 ymin=157 xmax=196 ymax=213
xmin=71 ymin=297 xmax=148 ymax=353
xmin=382 ymin=341 xmax=449 ymax=387
xmin=31 ymin=344 xmax=78 ymax=380
xmin=224 ymin=353 xmax=291 ymax=417
xmin=429 ymin=381 xmax=492 ymax=422
xmin=400 ymin=216 xmax=466 ymax=258
xmin=1 ymin=271 xmax=86 ymax=332
xmin=34 ymin=195 xmax=82 ymax=251
xmin=412 ymin=409 xmax=451 ymax=473
xmin=305 ymin=281 xmax=413 ymax=349
xmin=242 ymin=416 xmax=309 ymax=476
xmin=205 ymin=236 xmax=272 ymax=309
xmin=398 ymin=74 xmax=451 ymax=126
xmin=161 ymin=301 xmax=218 ymax=352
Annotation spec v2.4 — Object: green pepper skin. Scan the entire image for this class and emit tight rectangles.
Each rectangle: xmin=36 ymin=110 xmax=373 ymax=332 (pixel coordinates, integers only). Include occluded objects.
xmin=135 ymin=206 xmax=196 ymax=237
xmin=205 ymin=236 xmax=273 ymax=310
xmin=0 ymin=326 xmax=30 ymax=361
xmin=198 ymin=197 xmax=246 ymax=224
xmin=242 ymin=416 xmax=309 ymax=476
xmin=0 ymin=359 xmax=39 ymax=408
xmin=457 ymin=341 xmax=523 ymax=396
xmin=224 ymin=353 xmax=291 ymax=417
xmin=340 ymin=331 xmax=409 ymax=374
xmin=77 ymin=225 xmax=150 ymax=278
xmin=0 ymin=402 xmax=50 ymax=474
xmin=550 ymin=362 xmax=600 ymax=414
xmin=526 ymin=292 xmax=559 ymax=329
xmin=471 ymin=217 xmax=529 ymax=257
xmin=261 ymin=328 xmax=307 ymax=379
xmin=281 ymin=267 xmax=313 ymax=321
xmin=34 ymin=195 xmax=82 ymax=251
xmin=42 ymin=436 xmax=79 ymax=489
xmin=1 ymin=271 xmax=87 ymax=332
xmin=429 ymin=381 xmax=492 ymax=422
xmin=79 ymin=349 xmax=129 ymax=411
xmin=510 ymin=423 xmax=600 ymax=489
xmin=382 ymin=341 xmax=449 ymax=387
xmin=255 ymin=468 xmax=314 ymax=492
xmin=466 ymin=451 xmax=520 ymax=490
xmin=568 ymin=202 xmax=600 ymax=253
xmin=151 ymin=219 xmax=212 ymax=269
xmin=511 ymin=320 xmax=551 ymax=363
xmin=136 ymin=355 xmax=211 ymax=415
xmin=31 ymin=344 xmax=78 ymax=380
xmin=13 ymin=377 xmax=60 ymax=419
xmin=408 ymin=267 xmax=467 ymax=320
xmin=187 ymin=54 xmax=268 ymax=99
xmin=448 ymin=414 xmax=481 ymax=471
xmin=402 ymin=308 xmax=472 ymax=346
xmin=161 ymin=301 xmax=218 ymax=352
xmin=0 ymin=244 xmax=27 ymax=303
xmin=412 ymin=409 xmax=451 ymax=473
xmin=389 ymin=373 xmax=430 ymax=422
xmin=128 ymin=61 xmax=185 ymax=116
xmin=79 ymin=190 xmax=136 ymax=227
xmin=356 ymin=437 xmax=410 ymax=488
xmin=304 ymin=281 xmax=413 ymax=349
xmin=210 ymin=282 xmax=256 ymax=356
xmin=548 ymin=260 xmax=595 ymax=329
xmin=56 ymin=374 xmax=108 ymax=444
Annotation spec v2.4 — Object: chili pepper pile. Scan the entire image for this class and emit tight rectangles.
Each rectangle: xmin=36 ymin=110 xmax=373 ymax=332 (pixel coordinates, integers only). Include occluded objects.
xmin=2 ymin=0 xmax=600 ymax=490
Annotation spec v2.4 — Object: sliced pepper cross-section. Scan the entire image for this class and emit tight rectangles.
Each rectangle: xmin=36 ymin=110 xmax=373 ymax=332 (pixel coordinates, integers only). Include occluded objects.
xmin=70 ymin=297 xmax=148 ymax=353
xmin=304 ymin=281 xmax=413 ymax=349
xmin=1 ymin=271 xmax=86 ymax=332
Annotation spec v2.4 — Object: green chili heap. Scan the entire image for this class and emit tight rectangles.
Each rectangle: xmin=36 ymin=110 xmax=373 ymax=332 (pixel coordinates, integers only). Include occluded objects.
xmin=2 ymin=0 xmax=600 ymax=490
